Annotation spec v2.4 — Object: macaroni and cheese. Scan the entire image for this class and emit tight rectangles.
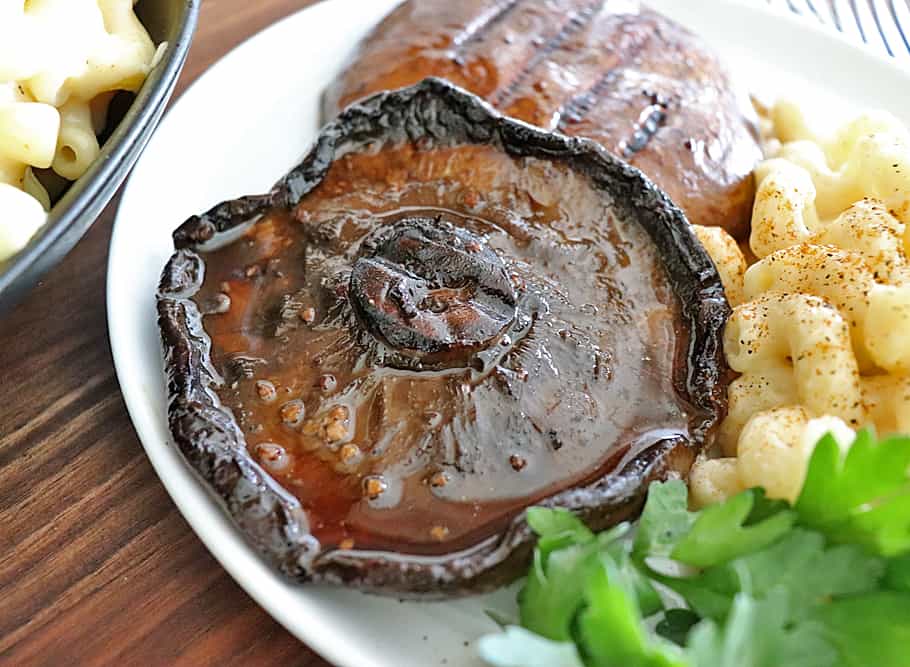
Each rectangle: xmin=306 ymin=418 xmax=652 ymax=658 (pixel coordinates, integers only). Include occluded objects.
xmin=691 ymin=100 xmax=910 ymax=507
xmin=0 ymin=0 xmax=159 ymax=260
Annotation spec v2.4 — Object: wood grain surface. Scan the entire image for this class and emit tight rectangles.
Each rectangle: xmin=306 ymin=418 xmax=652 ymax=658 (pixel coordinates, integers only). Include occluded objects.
xmin=0 ymin=2 xmax=332 ymax=665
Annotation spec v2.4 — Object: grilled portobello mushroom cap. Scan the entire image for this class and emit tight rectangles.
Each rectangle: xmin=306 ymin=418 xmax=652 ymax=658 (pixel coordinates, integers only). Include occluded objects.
xmin=325 ymin=0 xmax=762 ymax=238
xmin=158 ymin=79 xmax=730 ymax=596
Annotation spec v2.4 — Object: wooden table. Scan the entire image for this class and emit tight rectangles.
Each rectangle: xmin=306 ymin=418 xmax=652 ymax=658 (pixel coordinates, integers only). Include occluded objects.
xmin=0 ymin=2 xmax=331 ymax=664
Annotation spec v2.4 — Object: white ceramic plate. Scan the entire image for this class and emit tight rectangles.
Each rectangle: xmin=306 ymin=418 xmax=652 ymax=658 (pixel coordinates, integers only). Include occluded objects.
xmin=108 ymin=2 xmax=910 ymax=666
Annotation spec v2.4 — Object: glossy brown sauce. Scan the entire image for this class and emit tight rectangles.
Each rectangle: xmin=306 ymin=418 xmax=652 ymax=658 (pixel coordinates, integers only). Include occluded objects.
xmin=194 ymin=142 xmax=689 ymax=556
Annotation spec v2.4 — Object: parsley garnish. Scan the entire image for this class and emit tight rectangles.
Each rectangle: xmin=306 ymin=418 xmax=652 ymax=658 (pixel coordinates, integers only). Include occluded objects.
xmin=478 ymin=430 xmax=910 ymax=667
xmin=796 ymin=430 xmax=910 ymax=556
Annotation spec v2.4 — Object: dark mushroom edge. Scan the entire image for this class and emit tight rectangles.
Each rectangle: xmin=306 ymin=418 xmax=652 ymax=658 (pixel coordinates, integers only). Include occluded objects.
xmin=157 ymin=78 xmax=730 ymax=597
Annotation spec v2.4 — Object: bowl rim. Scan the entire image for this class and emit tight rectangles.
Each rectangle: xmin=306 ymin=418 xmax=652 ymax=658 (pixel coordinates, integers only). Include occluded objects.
xmin=0 ymin=0 xmax=201 ymax=314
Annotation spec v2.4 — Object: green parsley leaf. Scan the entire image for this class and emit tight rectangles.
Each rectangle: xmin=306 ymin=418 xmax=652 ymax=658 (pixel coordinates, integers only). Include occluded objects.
xmin=519 ymin=537 xmax=601 ymax=641
xmin=633 ymin=480 xmax=695 ymax=561
xmin=686 ymin=589 xmax=836 ymax=667
xmin=616 ymin=551 xmax=664 ymax=618
xmin=592 ymin=525 xmax=663 ymax=617
xmin=656 ymin=572 xmax=735 ymax=622
xmin=526 ymin=507 xmax=598 ymax=576
xmin=519 ymin=507 xmax=609 ymax=640
xmin=575 ymin=556 xmax=687 ymax=667
xmin=661 ymin=529 xmax=883 ymax=621
xmin=671 ymin=489 xmax=795 ymax=568
xmin=885 ymin=553 xmax=910 ymax=592
xmin=810 ymin=592 xmax=910 ymax=667
xmin=527 ymin=507 xmax=594 ymax=542
xmin=796 ymin=430 xmax=910 ymax=556
xmin=742 ymin=489 xmax=791 ymax=525
xmin=520 ymin=511 xmax=656 ymax=642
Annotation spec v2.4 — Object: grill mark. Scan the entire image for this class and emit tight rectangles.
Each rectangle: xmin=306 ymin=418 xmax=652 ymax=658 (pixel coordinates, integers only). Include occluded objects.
xmin=559 ymin=69 xmax=624 ymax=127
xmin=490 ymin=0 xmax=605 ymax=108
xmin=453 ymin=0 xmax=525 ymax=50
xmin=557 ymin=23 xmax=669 ymax=157
xmin=620 ymin=99 xmax=668 ymax=157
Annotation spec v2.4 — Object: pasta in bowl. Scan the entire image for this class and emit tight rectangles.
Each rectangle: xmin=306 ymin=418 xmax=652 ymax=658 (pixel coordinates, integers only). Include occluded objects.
xmin=0 ymin=0 xmax=199 ymax=313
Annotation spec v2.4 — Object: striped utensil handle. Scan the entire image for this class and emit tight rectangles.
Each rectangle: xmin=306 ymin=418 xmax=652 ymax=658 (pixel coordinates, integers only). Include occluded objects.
xmin=767 ymin=0 xmax=910 ymax=60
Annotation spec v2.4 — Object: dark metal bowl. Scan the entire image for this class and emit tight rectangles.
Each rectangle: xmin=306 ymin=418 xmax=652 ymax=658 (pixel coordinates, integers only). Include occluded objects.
xmin=0 ymin=0 xmax=200 ymax=314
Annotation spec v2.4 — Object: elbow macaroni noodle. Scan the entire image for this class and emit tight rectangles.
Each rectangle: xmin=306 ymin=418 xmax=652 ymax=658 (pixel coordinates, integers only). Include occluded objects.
xmin=0 ymin=0 xmax=158 ymax=260
xmin=718 ymin=291 xmax=863 ymax=454
xmin=692 ymin=224 xmax=747 ymax=306
xmin=691 ymin=100 xmax=910 ymax=506
xmin=691 ymin=408 xmax=855 ymax=507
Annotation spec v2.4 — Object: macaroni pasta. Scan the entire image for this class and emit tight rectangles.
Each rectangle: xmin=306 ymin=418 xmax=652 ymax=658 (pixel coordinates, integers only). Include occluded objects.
xmin=0 ymin=0 xmax=158 ymax=261
xmin=692 ymin=99 xmax=910 ymax=504
xmin=692 ymin=409 xmax=855 ymax=507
